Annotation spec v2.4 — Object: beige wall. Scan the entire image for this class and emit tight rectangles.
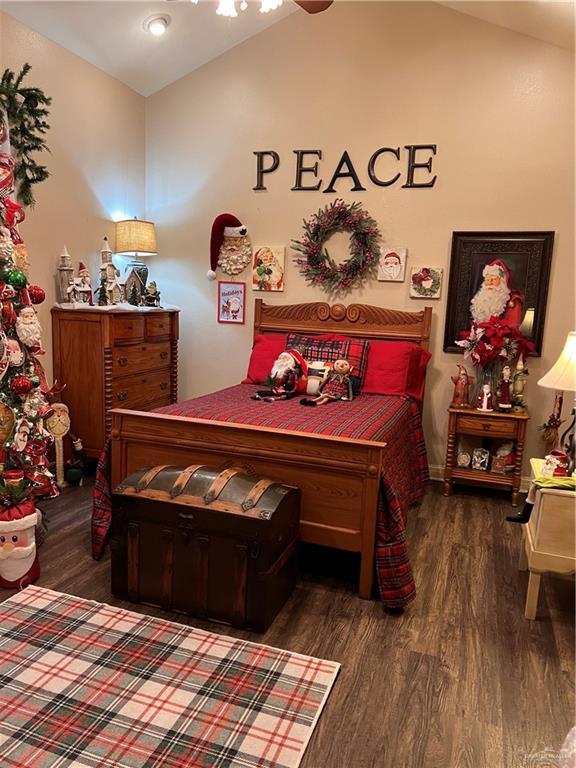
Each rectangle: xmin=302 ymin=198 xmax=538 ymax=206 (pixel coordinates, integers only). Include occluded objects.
xmin=145 ymin=1 xmax=574 ymax=475
xmin=0 ymin=11 xmax=146 ymax=376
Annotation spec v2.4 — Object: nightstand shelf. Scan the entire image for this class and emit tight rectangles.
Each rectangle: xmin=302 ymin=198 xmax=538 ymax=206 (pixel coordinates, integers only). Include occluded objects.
xmin=443 ymin=406 xmax=529 ymax=506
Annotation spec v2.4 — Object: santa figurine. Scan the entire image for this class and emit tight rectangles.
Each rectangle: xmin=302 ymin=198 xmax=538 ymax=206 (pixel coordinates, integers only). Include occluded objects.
xmin=470 ymin=259 xmax=524 ymax=328
xmin=252 ymin=349 xmax=307 ymax=402
xmin=207 ymin=213 xmax=251 ymax=280
xmin=450 ymin=364 xmax=473 ymax=408
xmin=497 ymin=364 xmax=513 ymax=411
xmin=477 ymin=382 xmax=494 ymax=412
xmin=0 ymin=499 xmax=41 ymax=589
xmin=16 ymin=305 xmax=44 ymax=354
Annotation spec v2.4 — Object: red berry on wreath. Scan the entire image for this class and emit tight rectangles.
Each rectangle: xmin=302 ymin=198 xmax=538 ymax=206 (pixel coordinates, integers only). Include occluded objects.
xmin=10 ymin=375 xmax=34 ymax=396
xmin=28 ymin=285 xmax=46 ymax=305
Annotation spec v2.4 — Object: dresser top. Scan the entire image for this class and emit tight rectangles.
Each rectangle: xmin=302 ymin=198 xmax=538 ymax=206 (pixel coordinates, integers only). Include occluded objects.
xmin=51 ymin=304 xmax=179 ymax=314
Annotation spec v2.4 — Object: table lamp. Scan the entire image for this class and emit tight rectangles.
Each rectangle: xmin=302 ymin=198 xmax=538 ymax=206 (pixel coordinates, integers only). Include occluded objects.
xmin=114 ymin=217 xmax=157 ymax=291
xmin=538 ymin=331 xmax=576 ymax=473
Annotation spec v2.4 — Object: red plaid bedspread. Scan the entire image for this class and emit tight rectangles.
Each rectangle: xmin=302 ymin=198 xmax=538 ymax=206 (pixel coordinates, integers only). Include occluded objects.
xmin=0 ymin=586 xmax=339 ymax=768
xmin=92 ymin=385 xmax=428 ymax=607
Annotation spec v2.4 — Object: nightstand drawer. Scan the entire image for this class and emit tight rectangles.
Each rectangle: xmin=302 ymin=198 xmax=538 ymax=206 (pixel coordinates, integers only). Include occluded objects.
xmin=112 ymin=342 xmax=170 ymax=376
xmin=112 ymin=370 xmax=171 ymax=410
xmin=146 ymin=315 xmax=171 ymax=339
xmin=113 ymin=316 xmax=145 ymax=341
xmin=456 ymin=416 xmax=517 ymax=438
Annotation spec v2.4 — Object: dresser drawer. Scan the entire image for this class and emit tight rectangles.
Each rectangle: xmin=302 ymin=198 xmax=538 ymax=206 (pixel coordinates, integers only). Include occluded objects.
xmin=112 ymin=370 xmax=171 ymax=410
xmin=146 ymin=314 xmax=171 ymax=339
xmin=456 ymin=415 xmax=517 ymax=438
xmin=113 ymin=316 xmax=145 ymax=341
xmin=112 ymin=342 xmax=170 ymax=376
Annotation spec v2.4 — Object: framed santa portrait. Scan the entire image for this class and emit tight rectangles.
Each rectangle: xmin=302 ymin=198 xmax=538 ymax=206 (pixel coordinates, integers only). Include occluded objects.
xmin=443 ymin=231 xmax=554 ymax=355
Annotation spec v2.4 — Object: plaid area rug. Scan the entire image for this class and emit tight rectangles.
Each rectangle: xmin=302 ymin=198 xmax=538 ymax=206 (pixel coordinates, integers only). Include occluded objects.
xmin=0 ymin=586 xmax=340 ymax=768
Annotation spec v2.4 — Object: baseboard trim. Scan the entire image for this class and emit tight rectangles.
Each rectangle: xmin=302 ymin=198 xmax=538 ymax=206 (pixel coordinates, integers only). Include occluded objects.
xmin=428 ymin=464 xmax=530 ymax=493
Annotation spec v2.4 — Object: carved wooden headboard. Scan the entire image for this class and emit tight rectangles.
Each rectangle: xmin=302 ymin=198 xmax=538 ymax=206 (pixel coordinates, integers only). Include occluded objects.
xmin=253 ymin=300 xmax=432 ymax=350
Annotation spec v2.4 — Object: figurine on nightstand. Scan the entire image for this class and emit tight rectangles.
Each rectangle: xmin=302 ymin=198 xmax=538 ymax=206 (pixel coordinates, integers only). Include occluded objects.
xmin=477 ymin=382 xmax=494 ymax=412
xmin=451 ymin=364 xmax=473 ymax=408
xmin=143 ymin=281 xmax=161 ymax=307
xmin=497 ymin=364 xmax=513 ymax=411
xmin=512 ymin=356 xmax=529 ymax=410
xmin=491 ymin=441 xmax=515 ymax=473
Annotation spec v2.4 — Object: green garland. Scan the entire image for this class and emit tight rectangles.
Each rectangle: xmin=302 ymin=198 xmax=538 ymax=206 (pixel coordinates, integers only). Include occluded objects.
xmin=0 ymin=63 xmax=51 ymax=207
xmin=292 ymin=199 xmax=381 ymax=293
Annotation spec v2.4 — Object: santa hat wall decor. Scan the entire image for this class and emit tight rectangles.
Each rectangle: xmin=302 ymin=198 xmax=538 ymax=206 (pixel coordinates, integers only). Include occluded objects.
xmin=208 ymin=213 xmax=252 ymax=280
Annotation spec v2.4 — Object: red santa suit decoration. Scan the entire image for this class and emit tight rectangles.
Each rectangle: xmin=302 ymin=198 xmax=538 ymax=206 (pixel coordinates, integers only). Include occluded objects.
xmin=208 ymin=213 xmax=251 ymax=280
xmin=477 ymin=383 xmax=494 ymax=412
xmin=0 ymin=499 xmax=41 ymax=589
xmin=470 ymin=259 xmax=524 ymax=328
xmin=252 ymin=349 xmax=308 ymax=402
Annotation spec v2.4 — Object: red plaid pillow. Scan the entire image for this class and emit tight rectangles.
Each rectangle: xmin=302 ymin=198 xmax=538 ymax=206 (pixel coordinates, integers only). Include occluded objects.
xmin=286 ymin=334 xmax=369 ymax=394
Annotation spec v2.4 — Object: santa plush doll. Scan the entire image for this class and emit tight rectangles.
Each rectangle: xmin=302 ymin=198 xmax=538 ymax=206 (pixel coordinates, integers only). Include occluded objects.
xmin=207 ymin=213 xmax=252 ymax=280
xmin=0 ymin=499 xmax=41 ymax=589
xmin=252 ymin=349 xmax=308 ymax=402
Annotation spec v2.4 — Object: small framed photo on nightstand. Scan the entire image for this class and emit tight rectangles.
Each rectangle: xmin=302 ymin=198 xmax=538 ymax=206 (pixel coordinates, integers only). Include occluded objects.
xmin=217 ymin=281 xmax=245 ymax=324
xmin=472 ymin=447 xmax=490 ymax=471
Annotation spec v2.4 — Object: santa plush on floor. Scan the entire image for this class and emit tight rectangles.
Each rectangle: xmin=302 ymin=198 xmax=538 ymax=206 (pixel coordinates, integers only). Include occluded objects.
xmin=0 ymin=500 xmax=41 ymax=588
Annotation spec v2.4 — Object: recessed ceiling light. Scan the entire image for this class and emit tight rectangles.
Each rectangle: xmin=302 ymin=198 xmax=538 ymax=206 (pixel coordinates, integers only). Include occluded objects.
xmin=143 ymin=14 xmax=171 ymax=36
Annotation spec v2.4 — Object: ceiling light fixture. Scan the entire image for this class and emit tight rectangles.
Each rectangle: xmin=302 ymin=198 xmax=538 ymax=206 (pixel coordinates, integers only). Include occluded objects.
xmin=143 ymin=14 xmax=171 ymax=36
xmin=216 ymin=0 xmax=238 ymax=17
xmin=260 ymin=0 xmax=283 ymax=12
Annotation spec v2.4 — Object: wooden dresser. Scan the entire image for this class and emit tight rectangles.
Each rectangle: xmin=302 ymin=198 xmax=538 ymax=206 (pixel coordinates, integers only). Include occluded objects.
xmin=52 ymin=308 xmax=179 ymax=458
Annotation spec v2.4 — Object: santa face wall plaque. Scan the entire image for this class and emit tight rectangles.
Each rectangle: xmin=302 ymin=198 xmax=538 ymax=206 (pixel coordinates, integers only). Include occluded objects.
xmin=378 ymin=247 xmax=406 ymax=282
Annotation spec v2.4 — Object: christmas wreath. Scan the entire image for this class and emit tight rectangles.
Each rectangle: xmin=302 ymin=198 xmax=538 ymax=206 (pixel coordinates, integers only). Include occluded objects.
xmin=410 ymin=267 xmax=441 ymax=298
xmin=292 ymin=199 xmax=381 ymax=293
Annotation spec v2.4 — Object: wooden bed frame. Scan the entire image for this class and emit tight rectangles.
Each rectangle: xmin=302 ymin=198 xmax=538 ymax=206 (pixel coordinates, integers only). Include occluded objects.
xmin=110 ymin=300 xmax=432 ymax=599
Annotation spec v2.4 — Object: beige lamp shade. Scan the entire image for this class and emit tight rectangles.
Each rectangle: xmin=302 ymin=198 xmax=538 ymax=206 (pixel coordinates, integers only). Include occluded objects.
xmin=115 ymin=218 xmax=157 ymax=254
xmin=538 ymin=331 xmax=576 ymax=391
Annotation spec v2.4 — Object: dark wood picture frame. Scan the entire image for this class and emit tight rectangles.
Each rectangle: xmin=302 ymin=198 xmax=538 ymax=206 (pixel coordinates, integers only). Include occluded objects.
xmin=443 ymin=231 xmax=554 ymax=355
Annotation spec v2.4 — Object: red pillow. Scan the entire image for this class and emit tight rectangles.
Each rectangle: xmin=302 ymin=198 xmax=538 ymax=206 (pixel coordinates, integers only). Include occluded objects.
xmin=243 ymin=333 xmax=288 ymax=384
xmin=362 ymin=341 xmax=431 ymax=401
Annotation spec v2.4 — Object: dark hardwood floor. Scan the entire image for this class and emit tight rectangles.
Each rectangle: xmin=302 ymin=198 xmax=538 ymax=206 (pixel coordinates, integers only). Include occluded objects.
xmin=1 ymin=482 xmax=573 ymax=768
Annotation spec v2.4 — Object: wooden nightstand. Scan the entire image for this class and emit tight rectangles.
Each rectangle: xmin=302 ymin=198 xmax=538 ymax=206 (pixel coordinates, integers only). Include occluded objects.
xmin=52 ymin=307 xmax=179 ymax=458
xmin=443 ymin=407 xmax=529 ymax=506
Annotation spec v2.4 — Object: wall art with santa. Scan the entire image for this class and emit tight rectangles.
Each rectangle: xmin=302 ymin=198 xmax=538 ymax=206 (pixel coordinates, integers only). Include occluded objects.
xmin=0 ymin=66 xmax=59 ymax=589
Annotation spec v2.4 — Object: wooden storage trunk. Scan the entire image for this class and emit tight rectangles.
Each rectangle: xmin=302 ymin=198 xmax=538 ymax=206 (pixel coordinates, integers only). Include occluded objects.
xmin=111 ymin=464 xmax=300 ymax=632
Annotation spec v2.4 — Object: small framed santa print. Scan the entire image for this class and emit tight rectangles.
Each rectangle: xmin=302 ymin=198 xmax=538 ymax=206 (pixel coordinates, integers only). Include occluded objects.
xmin=378 ymin=247 xmax=407 ymax=282
xmin=252 ymin=246 xmax=285 ymax=291
xmin=218 ymin=281 xmax=246 ymax=324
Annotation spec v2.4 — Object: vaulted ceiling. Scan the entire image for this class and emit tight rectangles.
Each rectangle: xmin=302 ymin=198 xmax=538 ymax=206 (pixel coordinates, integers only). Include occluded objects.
xmin=1 ymin=1 xmax=573 ymax=96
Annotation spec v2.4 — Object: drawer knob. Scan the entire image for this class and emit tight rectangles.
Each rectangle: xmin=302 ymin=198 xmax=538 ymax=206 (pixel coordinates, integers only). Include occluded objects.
xmin=118 ymin=356 xmax=128 ymax=367
xmin=117 ymin=391 xmax=128 ymax=401
xmin=160 ymin=351 xmax=168 ymax=360
xmin=160 ymin=382 xmax=168 ymax=391
xmin=482 ymin=424 xmax=492 ymax=431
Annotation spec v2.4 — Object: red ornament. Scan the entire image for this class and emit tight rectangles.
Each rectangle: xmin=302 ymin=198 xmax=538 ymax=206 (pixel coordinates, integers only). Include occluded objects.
xmin=2 ymin=300 xmax=16 ymax=329
xmin=28 ymin=285 xmax=46 ymax=305
xmin=10 ymin=375 xmax=34 ymax=396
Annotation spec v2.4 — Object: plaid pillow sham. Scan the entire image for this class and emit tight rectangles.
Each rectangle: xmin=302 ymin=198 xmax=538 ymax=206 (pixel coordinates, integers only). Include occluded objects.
xmin=286 ymin=333 xmax=369 ymax=395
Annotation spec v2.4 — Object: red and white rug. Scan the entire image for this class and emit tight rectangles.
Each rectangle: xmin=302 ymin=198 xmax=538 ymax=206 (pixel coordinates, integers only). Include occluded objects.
xmin=0 ymin=586 xmax=339 ymax=768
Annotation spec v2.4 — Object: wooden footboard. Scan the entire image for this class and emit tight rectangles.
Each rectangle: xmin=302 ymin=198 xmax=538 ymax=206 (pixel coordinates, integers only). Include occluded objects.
xmin=110 ymin=408 xmax=386 ymax=598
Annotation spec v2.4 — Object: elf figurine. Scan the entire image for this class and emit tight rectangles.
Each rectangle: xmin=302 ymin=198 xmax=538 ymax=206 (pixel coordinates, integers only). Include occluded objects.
xmin=301 ymin=359 xmax=353 ymax=406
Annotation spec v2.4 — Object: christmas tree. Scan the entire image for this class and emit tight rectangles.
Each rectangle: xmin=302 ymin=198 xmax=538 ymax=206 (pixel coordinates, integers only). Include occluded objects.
xmin=0 ymin=65 xmax=58 ymax=521
xmin=97 ymin=274 xmax=108 ymax=306
xmin=128 ymin=282 xmax=139 ymax=306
